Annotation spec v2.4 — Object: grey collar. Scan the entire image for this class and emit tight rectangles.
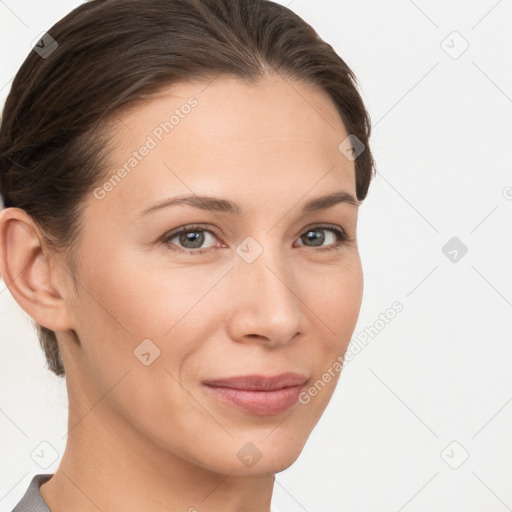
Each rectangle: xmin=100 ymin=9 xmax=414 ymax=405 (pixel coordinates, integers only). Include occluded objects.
xmin=12 ymin=474 xmax=53 ymax=512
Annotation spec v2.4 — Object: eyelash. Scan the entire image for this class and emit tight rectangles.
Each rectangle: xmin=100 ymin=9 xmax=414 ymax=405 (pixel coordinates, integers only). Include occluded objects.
xmin=161 ymin=223 xmax=349 ymax=255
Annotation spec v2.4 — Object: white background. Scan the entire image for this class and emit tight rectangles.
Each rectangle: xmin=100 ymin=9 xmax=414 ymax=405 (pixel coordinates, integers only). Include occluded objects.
xmin=1 ymin=1 xmax=511 ymax=511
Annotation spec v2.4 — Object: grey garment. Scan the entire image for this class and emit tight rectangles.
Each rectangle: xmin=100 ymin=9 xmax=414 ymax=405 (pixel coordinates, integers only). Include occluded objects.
xmin=12 ymin=474 xmax=53 ymax=512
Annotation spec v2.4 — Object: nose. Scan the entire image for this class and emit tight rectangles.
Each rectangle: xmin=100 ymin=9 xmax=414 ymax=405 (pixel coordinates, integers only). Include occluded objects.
xmin=225 ymin=244 xmax=303 ymax=348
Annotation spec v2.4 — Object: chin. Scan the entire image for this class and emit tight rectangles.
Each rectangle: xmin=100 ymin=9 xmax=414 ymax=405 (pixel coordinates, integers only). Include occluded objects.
xmin=168 ymin=430 xmax=306 ymax=477
xmin=212 ymin=433 xmax=309 ymax=476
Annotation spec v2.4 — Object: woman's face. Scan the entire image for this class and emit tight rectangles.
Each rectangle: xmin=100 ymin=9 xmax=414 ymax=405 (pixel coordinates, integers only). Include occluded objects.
xmin=59 ymin=74 xmax=364 ymax=475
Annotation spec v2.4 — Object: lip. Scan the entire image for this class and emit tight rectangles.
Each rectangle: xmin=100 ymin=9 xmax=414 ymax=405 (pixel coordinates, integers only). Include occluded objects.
xmin=202 ymin=372 xmax=308 ymax=416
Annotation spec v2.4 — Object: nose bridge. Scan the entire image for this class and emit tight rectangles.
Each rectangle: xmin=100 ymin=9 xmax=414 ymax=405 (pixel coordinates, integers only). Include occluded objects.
xmin=237 ymin=232 xmax=294 ymax=296
xmin=228 ymin=234 xmax=302 ymax=343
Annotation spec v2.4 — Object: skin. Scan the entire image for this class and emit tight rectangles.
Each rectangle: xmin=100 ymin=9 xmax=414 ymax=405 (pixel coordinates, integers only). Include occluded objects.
xmin=0 ymin=74 xmax=364 ymax=512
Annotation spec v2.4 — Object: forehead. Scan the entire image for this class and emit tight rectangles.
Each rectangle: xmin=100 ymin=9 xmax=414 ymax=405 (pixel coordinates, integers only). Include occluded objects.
xmin=91 ymin=74 xmax=356 ymax=218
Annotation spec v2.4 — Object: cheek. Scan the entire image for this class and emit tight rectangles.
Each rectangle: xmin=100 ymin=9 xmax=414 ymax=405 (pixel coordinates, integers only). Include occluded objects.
xmin=298 ymin=257 xmax=363 ymax=401
xmin=68 ymin=249 xmax=229 ymax=415
xmin=327 ymin=268 xmax=363 ymax=344
xmin=74 ymin=244 xmax=215 ymax=340
xmin=66 ymin=255 xmax=216 ymax=449
xmin=305 ymin=254 xmax=364 ymax=347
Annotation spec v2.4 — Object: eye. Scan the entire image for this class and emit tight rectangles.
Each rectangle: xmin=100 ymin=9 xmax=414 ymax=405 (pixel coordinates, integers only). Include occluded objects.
xmin=161 ymin=223 xmax=348 ymax=255
xmin=294 ymin=225 xmax=348 ymax=250
xmin=162 ymin=224 xmax=223 ymax=254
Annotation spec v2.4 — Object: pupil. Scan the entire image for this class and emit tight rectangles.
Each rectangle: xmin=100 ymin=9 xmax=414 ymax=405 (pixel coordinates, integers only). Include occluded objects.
xmin=304 ymin=229 xmax=324 ymax=246
xmin=180 ymin=231 xmax=204 ymax=249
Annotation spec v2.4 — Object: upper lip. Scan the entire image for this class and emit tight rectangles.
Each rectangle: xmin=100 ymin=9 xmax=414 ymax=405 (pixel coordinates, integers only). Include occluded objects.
xmin=203 ymin=372 xmax=308 ymax=391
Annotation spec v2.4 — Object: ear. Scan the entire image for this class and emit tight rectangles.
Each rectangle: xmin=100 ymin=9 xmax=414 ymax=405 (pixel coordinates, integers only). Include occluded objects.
xmin=0 ymin=207 xmax=74 ymax=331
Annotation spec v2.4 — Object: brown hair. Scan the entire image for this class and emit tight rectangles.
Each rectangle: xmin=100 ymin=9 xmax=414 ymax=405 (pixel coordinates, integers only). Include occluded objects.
xmin=0 ymin=0 xmax=375 ymax=377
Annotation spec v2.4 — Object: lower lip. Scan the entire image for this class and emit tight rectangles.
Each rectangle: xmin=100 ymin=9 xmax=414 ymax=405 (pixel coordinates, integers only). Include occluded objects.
xmin=203 ymin=384 xmax=306 ymax=415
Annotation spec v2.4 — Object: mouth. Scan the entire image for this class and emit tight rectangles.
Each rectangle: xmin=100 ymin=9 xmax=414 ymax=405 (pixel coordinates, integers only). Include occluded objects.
xmin=202 ymin=372 xmax=309 ymax=415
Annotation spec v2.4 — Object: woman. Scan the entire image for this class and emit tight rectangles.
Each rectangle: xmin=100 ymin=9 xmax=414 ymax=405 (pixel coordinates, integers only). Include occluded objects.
xmin=0 ymin=0 xmax=375 ymax=510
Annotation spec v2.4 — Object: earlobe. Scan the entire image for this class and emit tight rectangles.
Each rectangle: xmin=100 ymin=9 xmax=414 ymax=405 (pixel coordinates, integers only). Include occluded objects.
xmin=0 ymin=207 xmax=75 ymax=331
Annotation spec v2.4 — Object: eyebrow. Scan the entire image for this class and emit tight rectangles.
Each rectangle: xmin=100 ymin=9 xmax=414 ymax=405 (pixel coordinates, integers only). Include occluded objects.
xmin=141 ymin=189 xmax=359 ymax=217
